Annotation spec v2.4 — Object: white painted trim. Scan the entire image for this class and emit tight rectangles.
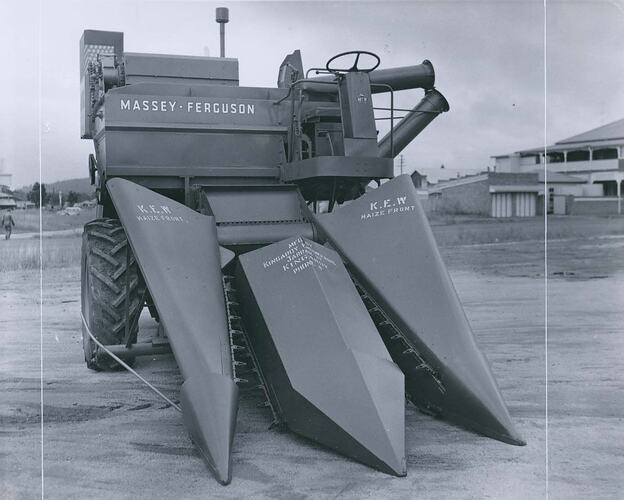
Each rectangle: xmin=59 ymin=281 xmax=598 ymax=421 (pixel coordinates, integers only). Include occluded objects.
xmin=489 ymin=185 xmax=543 ymax=193
xmin=574 ymin=197 xmax=619 ymax=202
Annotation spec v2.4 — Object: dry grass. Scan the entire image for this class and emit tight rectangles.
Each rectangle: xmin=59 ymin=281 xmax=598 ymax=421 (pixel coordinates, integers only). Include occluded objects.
xmin=431 ymin=215 xmax=624 ymax=246
xmin=0 ymin=235 xmax=81 ymax=272
xmin=1 ymin=215 xmax=621 ymax=272
xmin=10 ymin=208 xmax=96 ymax=234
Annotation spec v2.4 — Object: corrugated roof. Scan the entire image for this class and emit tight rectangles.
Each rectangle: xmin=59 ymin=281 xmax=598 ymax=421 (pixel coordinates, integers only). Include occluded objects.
xmin=493 ymin=118 xmax=624 ymax=158
xmin=515 ymin=138 xmax=624 ymax=155
xmin=557 ymin=118 xmax=624 ymax=145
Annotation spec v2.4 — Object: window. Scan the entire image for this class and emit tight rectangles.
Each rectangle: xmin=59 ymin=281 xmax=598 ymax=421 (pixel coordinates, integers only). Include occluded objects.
xmin=592 ymin=148 xmax=618 ymax=160
xmin=567 ymin=150 xmax=590 ymax=162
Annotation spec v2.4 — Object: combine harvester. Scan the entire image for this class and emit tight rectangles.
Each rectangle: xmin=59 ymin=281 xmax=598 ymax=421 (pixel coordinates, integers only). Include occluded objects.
xmin=79 ymin=8 xmax=524 ymax=485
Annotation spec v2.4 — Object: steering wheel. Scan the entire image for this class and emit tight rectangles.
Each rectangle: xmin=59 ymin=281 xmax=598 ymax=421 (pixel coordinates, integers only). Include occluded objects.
xmin=326 ymin=51 xmax=380 ymax=75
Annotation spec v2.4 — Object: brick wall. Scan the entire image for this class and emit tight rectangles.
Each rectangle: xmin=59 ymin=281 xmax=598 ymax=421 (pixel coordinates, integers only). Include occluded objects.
xmin=488 ymin=172 xmax=539 ymax=185
xmin=426 ymin=173 xmax=542 ymax=216
xmin=569 ymin=197 xmax=621 ymax=215
xmin=433 ymin=178 xmax=490 ymax=215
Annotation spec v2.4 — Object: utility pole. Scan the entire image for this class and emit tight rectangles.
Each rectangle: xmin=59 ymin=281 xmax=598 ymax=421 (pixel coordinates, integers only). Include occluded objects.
xmin=399 ymin=154 xmax=404 ymax=175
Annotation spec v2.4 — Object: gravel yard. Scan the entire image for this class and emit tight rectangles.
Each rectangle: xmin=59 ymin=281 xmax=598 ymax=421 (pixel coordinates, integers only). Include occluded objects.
xmin=1 ymin=233 xmax=622 ymax=499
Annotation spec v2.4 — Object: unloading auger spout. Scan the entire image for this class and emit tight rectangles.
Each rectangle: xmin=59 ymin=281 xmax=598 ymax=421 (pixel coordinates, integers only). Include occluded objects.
xmin=302 ymin=59 xmax=435 ymax=94
xmin=78 ymin=7 xmax=524 ymax=486
xmin=378 ymin=88 xmax=450 ymax=158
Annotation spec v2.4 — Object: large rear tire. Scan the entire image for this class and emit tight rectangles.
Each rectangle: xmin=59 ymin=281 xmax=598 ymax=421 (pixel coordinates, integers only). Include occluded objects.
xmin=81 ymin=218 xmax=145 ymax=371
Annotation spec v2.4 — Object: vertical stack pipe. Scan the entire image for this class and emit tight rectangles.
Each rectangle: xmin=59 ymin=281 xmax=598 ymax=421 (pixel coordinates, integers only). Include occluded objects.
xmin=216 ymin=7 xmax=229 ymax=58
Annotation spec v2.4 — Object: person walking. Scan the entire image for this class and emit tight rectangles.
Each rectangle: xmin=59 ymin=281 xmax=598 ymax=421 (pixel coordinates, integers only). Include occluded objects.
xmin=2 ymin=209 xmax=16 ymax=240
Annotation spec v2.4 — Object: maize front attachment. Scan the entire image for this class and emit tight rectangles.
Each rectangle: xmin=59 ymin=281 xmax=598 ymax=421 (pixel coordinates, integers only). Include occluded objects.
xmin=79 ymin=15 xmax=524 ymax=485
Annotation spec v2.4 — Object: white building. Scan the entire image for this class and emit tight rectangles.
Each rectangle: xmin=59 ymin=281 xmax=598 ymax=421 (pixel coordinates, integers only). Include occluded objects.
xmin=492 ymin=118 xmax=624 ymax=214
xmin=0 ymin=191 xmax=17 ymax=210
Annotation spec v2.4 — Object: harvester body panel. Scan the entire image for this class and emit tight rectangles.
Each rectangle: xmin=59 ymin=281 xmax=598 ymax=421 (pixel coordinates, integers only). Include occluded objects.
xmin=97 ymin=84 xmax=290 ymax=190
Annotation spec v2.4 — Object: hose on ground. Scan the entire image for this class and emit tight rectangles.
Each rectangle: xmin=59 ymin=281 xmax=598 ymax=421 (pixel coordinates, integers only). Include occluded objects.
xmin=81 ymin=312 xmax=182 ymax=413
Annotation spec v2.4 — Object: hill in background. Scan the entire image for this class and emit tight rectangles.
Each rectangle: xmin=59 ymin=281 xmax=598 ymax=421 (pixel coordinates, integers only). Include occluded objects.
xmin=13 ymin=177 xmax=95 ymax=205
xmin=45 ymin=178 xmax=95 ymax=196
xmin=17 ymin=177 xmax=94 ymax=195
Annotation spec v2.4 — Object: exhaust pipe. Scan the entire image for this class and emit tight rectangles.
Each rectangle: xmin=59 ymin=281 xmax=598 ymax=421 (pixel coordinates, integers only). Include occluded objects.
xmin=216 ymin=7 xmax=229 ymax=58
xmin=303 ymin=60 xmax=435 ymax=94
xmin=378 ymin=88 xmax=449 ymax=159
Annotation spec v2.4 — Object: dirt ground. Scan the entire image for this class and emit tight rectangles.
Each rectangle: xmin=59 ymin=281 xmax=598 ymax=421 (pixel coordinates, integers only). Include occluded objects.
xmin=1 ymin=234 xmax=622 ymax=499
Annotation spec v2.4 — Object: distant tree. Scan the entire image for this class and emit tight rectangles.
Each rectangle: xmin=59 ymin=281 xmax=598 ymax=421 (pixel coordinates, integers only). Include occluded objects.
xmin=67 ymin=191 xmax=79 ymax=206
xmin=28 ymin=182 xmax=48 ymax=208
xmin=47 ymin=190 xmax=56 ymax=207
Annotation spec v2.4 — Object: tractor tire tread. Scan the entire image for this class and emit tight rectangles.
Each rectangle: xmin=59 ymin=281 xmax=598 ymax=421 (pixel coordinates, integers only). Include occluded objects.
xmin=82 ymin=218 xmax=145 ymax=371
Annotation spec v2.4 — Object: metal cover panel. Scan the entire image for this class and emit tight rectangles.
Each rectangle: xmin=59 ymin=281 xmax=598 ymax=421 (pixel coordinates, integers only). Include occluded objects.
xmin=281 ymin=156 xmax=393 ymax=182
xmin=107 ymin=178 xmax=231 ymax=378
xmin=103 ymin=130 xmax=284 ymax=171
xmin=124 ymin=53 xmax=239 ymax=82
xmin=237 ymin=237 xmax=405 ymax=475
xmin=107 ymin=178 xmax=238 ymax=483
xmin=315 ymin=175 xmax=525 ymax=446
xmin=107 ymin=82 xmax=288 ymax=100
xmin=201 ymin=186 xmax=307 ymax=224
xmin=105 ymin=94 xmax=280 ymax=127
xmin=338 ymin=73 xmax=377 ymax=140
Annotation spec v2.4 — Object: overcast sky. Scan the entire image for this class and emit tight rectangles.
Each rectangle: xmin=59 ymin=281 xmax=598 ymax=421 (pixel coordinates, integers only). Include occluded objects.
xmin=1 ymin=0 xmax=623 ymax=187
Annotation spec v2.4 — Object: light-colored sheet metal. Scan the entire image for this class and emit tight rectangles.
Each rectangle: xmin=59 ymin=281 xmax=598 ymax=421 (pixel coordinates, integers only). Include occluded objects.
xmin=107 ymin=178 xmax=238 ymax=484
xmin=237 ymin=237 xmax=406 ymax=476
xmin=316 ymin=175 xmax=525 ymax=446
